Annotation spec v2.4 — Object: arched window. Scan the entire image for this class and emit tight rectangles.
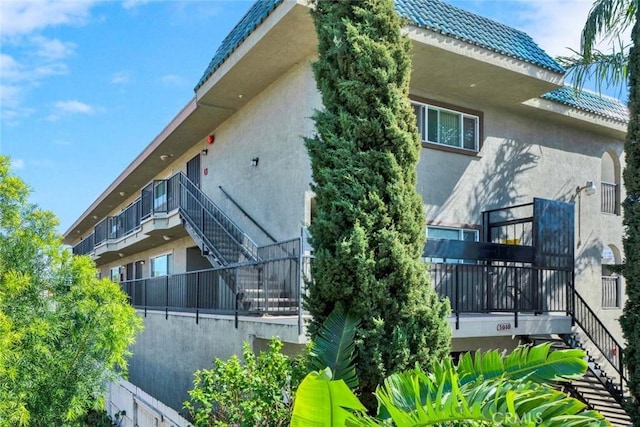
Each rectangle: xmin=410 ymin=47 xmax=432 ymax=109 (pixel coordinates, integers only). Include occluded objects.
xmin=601 ymin=244 xmax=621 ymax=308
xmin=601 ymin=151 xmax=621 ymax=215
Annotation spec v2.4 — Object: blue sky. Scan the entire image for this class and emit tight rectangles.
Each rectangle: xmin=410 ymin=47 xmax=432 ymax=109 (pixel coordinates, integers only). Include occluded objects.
xmin=0 ymin=0 xmax=629 ymax=234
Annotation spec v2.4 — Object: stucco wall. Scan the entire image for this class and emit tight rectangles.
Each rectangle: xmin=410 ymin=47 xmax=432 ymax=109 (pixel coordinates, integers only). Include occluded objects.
xmin=415 ymin=101 xmax=625 ymax=340
xmin=127 ymin=311 xmax=306 ymax=414
xmin=196 ymin=60 xmax=318 ymax=245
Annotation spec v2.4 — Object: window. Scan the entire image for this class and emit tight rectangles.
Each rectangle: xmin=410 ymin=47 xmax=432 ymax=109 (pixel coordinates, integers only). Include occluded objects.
xmin=426 ymin=226 xmax=478 ymax=264
xmin=412 ymin=102 xmax=479 ymax=151
xmin=110 ymin=267 xmax=120 ymax=283
xmin=151 ymin=253 xmax=172 ymax=277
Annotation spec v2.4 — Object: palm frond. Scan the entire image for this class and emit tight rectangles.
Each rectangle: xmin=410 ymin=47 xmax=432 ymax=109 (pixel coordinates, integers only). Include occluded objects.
xmin=308 ymin=306 xmax=360 ymax=389
xmin=349 ymin=368 xmax=611 ymax=426
xmin=457 ymin=342 xmax=588 ymax=385
xmin=557 ymin=43 xmax=629 ymax=94
xmin=581 ymin=0 xmax=634 ymax=57
xmin=376 ymin=343 xmax=591 ymax=422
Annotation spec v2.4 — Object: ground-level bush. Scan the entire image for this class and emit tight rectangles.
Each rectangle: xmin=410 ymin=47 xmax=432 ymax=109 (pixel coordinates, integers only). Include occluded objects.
xmin=184 ymin=339 xmax=305 ymax=426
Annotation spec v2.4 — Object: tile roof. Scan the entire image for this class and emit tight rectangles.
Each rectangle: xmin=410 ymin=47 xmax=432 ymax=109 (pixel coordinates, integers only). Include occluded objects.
xmin=194 ymin=1 xmax=626 ymax=123
xmin=395 ymin=0 xmax=564 ymax=73
xmin=195 ymin=0 xmax=565 ymax=92
xmin=195 ymin=0 xmax=283 ymax=91
xmin=541 ymin=86 xmax=629 ymax=123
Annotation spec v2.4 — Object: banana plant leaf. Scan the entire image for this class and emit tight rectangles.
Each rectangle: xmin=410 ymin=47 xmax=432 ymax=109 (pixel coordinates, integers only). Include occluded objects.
xmin=291 ymin=367 xmax=367 ymax=427
xmin=308 ymin=307 xmax=360 ymax=389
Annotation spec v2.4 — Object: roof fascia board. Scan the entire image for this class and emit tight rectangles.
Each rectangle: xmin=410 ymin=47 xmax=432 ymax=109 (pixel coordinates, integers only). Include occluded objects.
xmin=405 ymin=25 xmax=564 ymax=86
xmin=523 ymin=97 xmax=627 ymax=136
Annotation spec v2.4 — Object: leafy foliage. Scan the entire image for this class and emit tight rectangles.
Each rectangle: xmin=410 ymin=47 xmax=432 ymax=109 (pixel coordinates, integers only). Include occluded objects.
xmin=556 ymin=0 xmax=633 ymax=93
xmin=308 ymin=307 xmax=360 ymax=389
xmin=305 ymin=0 xmax=451 ymax=409
xmin=621 ymin=5 xmax=640 ymax=424
xmin=565 ymin=0 xmax=640 ymax=422
xmin=291 ymin=367 xmax=367 ymax=427
xmin=0 ymin=156 xmax=143 ymax=426
xmin=291 ymin=344 xmax=610 ymax=426
xmin=184 ymin=339 xmax=303 ymax=427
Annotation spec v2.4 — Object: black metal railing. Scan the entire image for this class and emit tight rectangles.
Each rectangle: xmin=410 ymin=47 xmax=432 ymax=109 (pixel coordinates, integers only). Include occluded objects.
xmin=179 ymin=174 xmax=259 ymax=264
xmin=73 ymin=233 xmax=95 ymax=256
xmin=483 ymin=202 xmax=534 ymax=246
xmin=120 ymin=249 xmax=302 ymax=316
xmin=72 ymin=172 xmax=258 ymax=263
xmin=429 ymin=262 xmax=572 ymax=328
xmin=572 ymin=289 xmax=627 ymax=391
xmin=601 ymin=182 xmax=618 ymax=215
xmin=602 ymin=275 xmax=620 ymax=308
xmin=219 ymin=186 xmax=278 ymax=243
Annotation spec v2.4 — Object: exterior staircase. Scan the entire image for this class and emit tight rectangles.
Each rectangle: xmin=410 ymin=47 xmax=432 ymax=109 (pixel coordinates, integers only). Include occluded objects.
xmin=176 ymin=173 xmax=299 ymax=313
xmin=523 ymin=290 xmax=631 ymax=426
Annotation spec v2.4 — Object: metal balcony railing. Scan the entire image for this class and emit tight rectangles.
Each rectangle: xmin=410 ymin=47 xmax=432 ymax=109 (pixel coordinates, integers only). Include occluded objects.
xmin=602 ymin=275 xmax=620 ymax=308
xmin=119 ymin=240 xmax=304 ymax=317
xmin=601 ymin=182 xmax=618 ymax=215
xmin=72 ymin=172 xmax=257 ymax=263
xmin=431 ymin=262 xmax=571 ymax=315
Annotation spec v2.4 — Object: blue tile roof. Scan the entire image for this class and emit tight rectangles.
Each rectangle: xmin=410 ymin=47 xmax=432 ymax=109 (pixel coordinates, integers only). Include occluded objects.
xmin=193 ymin=1 xmax=626 ymax=122
xmin=195 ymin=0 xmax=283 ymax=91
xmin=541 ymin=86 xmax=628 ymax=123
xmin=195 ymin=0 xmax=564 ymax=92
xmin=395 ymin=0 xmax=564 ymax=74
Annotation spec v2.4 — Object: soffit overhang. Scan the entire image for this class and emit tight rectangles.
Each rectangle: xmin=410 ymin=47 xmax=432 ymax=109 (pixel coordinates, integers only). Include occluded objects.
xmin=407 ymin=26 xmax=564 ymax=107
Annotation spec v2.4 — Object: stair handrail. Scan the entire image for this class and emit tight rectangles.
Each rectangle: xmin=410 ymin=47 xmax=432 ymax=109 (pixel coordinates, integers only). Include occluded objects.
xmin=219 ymin=185 xmax=278 ymax=243
xmin=572 ymin=288 xmax=627 ymax=391
xmin=177 ymin=172 xmax=259 ymax=262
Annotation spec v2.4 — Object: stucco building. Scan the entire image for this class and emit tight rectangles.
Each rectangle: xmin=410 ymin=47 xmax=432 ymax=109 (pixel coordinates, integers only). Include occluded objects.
xmin=64 ymin=0 xmax=631 ymax=424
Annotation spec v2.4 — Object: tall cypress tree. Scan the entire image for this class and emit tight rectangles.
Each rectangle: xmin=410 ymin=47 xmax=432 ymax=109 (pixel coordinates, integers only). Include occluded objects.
xmin=621 ymin=6 xmax=640 ymax=424
xmin=305 ymin=0 xmax=451 ymax=408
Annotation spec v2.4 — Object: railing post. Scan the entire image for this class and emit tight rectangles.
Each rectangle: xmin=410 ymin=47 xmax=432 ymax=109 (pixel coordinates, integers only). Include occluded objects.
xmin=620 ymin=351 xmax=624 ymax=395
xmin=455 ymin=265 xmax=460 ymax=330
xmin=165 ymin=276 xmax=169 ymax=320
xmin=298 ymin=232 xmax=304 ymax=336
xmin=234 ymin=268 xmax=239 ymax=329
xmin=514 ymin=268 xmax=519 ymax=328
xmin=196 ymin=271 xmax=200 ymax=324
xmin=261 ymin=265 xmax=268 ymax=314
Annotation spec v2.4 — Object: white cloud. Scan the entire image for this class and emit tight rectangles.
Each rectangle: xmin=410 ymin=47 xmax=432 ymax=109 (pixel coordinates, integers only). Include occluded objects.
xmin=0 ymin=1 xmax=97 ymax=38
xmin=47 ymin=100 xmax=97 ymax=121
xmin=54 ymin=100 xmax=95 ymax=114
xmin=11 ymin=158 xmax=25 ymax=170
xmin=158 ymin=74 xmax=188 ymax=86
xmin=513 ymin=1 xmax=599 ymax=57
xmin=0 ymin=1 xmax=95 ymax=125
xmin=111 ymin=70 xmax=132 ymax=84
xmin=122 ymin=0 xmax=153 ymax=10
xmin=32 ymin=36 xmax=76 ymax=60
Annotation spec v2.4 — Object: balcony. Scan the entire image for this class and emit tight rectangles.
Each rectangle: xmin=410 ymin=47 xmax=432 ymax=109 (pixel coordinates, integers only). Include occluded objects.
xmin=72 ymin=174 xmax=184 ymax=260
xmin=602 ymin=275 xmax=620 ymax=308
xmin=119 ymin=239 xmax=304 ymax=317
xmin=601 ymin=182 xmax=619 ymax=215
xmin=424 ymin=198 xmax=575 ymax=330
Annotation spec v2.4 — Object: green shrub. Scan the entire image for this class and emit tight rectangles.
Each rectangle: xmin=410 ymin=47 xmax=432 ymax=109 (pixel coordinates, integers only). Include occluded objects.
xmin=184 ymin=339 xmax=302 ymax=426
